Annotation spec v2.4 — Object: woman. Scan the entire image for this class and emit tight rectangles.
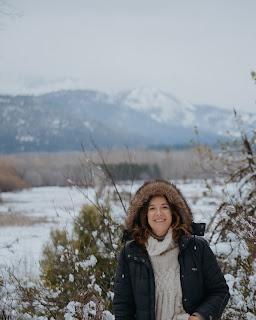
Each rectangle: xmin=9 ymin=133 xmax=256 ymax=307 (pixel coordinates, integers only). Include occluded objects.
xmin=113 ymin=180 xmax=230 ymax=320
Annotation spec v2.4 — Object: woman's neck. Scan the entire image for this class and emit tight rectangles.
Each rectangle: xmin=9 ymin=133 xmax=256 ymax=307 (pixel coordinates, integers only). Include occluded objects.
xmin=148 ymin=229 xmax=171 ymax=241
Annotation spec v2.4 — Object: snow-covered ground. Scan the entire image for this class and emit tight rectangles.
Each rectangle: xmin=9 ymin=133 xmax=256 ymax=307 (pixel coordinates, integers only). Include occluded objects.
xmin=0 ymin=180 xmax=225 ymax=277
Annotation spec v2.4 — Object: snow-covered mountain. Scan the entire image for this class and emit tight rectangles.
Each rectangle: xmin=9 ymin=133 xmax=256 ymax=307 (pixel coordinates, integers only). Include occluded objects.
xmin=113 ymin=87 xmax=196 ymax=127
xmin=0 ymin=88 xmax=255 ymax=153
xmin=114 ymin=87 xmax=256 ymax=136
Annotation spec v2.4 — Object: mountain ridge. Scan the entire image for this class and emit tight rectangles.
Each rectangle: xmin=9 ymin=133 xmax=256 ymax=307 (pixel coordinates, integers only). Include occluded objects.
xmin=0 ymin=88 xmax=254 ymax=154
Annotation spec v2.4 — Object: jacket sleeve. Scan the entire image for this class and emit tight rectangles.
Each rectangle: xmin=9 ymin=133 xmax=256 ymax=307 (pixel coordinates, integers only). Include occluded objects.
xmin=113 ymin=244 xmax=136 ymax=320
xmin=194 ymin=239 xmax=230 ymax=320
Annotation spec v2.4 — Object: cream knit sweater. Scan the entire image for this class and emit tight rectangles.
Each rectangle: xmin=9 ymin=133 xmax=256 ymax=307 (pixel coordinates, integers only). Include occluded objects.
xmin=146 ymin=230 xmax=190 ymax=320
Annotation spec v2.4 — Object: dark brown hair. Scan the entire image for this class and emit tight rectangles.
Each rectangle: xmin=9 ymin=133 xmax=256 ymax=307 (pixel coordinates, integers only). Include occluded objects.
xmin=126 ymin=195 xmax=192 ymax=246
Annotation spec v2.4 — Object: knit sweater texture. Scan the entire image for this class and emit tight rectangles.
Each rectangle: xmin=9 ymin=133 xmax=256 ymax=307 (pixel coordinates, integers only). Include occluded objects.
xmin=146 ymin=230 xmax=190 ymax=320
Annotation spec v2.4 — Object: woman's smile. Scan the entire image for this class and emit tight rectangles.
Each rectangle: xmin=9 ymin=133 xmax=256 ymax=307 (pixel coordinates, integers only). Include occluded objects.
xmin=147 ymin=196 xmax=172 ymax=237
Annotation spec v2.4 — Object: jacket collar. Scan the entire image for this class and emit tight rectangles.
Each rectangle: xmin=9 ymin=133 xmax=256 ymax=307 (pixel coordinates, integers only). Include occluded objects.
xmin=178 ymin=222 xmax=206 ymax=251
xmin=178 ymin=235 xmax=191 ymax=251
xmin=191 ymin=222 xmax=206 ymax=236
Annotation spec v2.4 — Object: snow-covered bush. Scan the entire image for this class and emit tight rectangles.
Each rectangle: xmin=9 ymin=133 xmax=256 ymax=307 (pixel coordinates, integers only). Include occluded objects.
xmin=0 ymin=273 xmax=21 ymax=319
xmin=208 ymin=129 xmax=256 ymax=319
xmin=40 ymin=203 xmax=122 ymax=311
xmin=9 ymin=198 xmax=123 ymax=319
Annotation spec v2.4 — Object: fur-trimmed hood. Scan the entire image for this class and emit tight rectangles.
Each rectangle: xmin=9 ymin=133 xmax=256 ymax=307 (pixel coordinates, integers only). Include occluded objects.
xmin=127 ymin=179 xmax=193 ymax=226
xmin=125 ymin=179 xmax=205 ymax=239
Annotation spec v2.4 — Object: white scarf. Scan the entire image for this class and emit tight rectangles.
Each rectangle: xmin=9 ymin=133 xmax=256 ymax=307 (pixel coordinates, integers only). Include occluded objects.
xmin=146 ymin=229 xmax=190 ymax=320
xmin=146 ymin=229 xmax=177 ymax=256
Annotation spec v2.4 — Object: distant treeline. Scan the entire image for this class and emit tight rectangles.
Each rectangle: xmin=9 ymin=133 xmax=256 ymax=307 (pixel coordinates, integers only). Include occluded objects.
xmin=0 ymin=147 xmax=223 ymax=191
xmin=100 ymin=163 xmax=161 ymax=181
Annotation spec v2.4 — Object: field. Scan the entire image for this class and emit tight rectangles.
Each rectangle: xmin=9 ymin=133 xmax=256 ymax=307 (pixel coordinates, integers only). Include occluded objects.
xmin=0 ymin=179 xmax=225 ymax=277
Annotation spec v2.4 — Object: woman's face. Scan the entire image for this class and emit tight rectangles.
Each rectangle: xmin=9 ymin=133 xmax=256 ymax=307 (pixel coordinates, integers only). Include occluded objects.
xmin=147 ymin=196 xmax=172 ymax=237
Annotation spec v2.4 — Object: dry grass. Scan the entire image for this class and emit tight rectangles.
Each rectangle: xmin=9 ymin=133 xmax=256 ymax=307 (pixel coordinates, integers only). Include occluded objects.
xmin=0 ymin=148 xmax=222 ymax=188
xmin=0 ymin=159 xmax=29 ymax=192
xmin=0 ymin=212 xmax=55 ymax=227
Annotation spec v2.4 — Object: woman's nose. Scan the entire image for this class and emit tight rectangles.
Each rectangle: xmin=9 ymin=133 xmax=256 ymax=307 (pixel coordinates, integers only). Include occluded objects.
xmin=155 ymin=207 xmax=162 ymax=215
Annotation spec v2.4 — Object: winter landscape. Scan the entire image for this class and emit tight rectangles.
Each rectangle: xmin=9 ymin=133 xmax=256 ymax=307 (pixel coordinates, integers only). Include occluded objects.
xmin=1 ymin=0 xmax=256 ymax=319
xmin=0 ymin=151 xmax=255 ymax=319
xmin=0 ymin=180 xmax=219 ymax=276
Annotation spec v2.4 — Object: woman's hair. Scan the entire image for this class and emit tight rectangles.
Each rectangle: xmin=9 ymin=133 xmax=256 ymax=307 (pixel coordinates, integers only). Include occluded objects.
xmin=125 ymin=180 xmax=193 ymax=245
xmin=126 ymin=195 xmax=192 ymax=246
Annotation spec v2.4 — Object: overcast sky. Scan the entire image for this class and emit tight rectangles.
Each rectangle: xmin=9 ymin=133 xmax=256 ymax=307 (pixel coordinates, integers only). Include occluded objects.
xmin=0 ymin=0 xmax=256 ymax=112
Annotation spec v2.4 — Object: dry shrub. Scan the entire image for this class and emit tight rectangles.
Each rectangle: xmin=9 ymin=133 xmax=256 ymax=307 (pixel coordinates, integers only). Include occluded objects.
xmin=0 ymin=160 xmax=29 ymax=192
xmin=0 ymin=211 xmax=52 ymax=227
